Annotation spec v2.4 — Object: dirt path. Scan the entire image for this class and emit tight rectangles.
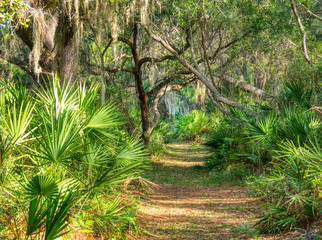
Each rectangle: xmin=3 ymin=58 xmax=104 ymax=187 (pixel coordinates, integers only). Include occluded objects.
xmin=137 ymin=143 xmax=268 ymax=240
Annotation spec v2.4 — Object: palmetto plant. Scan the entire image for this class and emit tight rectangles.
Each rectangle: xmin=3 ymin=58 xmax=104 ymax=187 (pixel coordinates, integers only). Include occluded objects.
xmin=241 ymin=113 xmax=279 ymax=172
xmin=0 ymin=77 xmax=149 ymax=239
xmin=254 ymin=138 xmax=321 ymax=233
xmin=24 ymin=176 xmax=75 ymax=240
xmin=241 ymin=103 xmax=321 ymax=233
xmin=245 ymin=113 xmax=278 ymax=148
xmin=175 ymin=110 xmax=213 ymax=140
xmin=280 ymin=80 xmax=313 ymax=110
xmin=280 ymin=107 xmax=321 ymax=146
xmin=204 ymin=124 xmax=237 ymax=170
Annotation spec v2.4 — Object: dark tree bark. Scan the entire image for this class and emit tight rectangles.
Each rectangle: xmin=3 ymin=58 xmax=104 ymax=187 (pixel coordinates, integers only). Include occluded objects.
xmin=132 ymin=23 xmax=151 ymax=145
xmin=2 ymin=3 xmax=79 ymax=83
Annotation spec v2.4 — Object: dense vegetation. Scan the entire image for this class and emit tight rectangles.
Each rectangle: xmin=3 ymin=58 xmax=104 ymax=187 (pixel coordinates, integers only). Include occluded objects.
xmin=0 ymin=0 xmax=321 ymax=239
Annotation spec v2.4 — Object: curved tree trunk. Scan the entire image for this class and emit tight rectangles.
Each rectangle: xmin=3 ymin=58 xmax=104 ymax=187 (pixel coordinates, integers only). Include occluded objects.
xmin=6 ymin=4 xmax=79 ymax=84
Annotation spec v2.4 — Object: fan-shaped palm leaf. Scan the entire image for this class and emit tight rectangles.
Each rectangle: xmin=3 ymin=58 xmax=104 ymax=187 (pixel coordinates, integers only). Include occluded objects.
xmin=86 ymin=103 xmax=123 ymax=139
xmin=45 ymin=191 xmax=75 ymax=240
xmin=78 ymin=82 xmax=100 ymax=111
xmin=35 ymin=110 xmax=83 ymax=166
xmin=1 ymin=101 xmax=35 ymax=144
xmin=115 ymin=139 xmax=150 ymax=168
xmin=26 ymin=196 xmax=47 ymax=236
xmin=245 ymin=113 xmax=278 ymax=147
xmin=24 ymin=175 xmax=59 ymax=200
xmin=36 ymin=76 xmax=78 ymax=116
xmin=87 ymin=103 xmax=123 ymax=129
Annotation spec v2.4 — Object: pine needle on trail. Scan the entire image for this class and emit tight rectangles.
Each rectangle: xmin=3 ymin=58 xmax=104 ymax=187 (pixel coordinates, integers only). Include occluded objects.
xmin=136 ymin=143 xmax=277 ymax=240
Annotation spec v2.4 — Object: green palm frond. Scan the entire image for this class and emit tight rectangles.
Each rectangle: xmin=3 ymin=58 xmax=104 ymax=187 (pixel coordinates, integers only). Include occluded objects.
xmin=1 ymin=101 xmax=35 ymax=144
xmin=35 ymin=110 xmax=83 ymax=166
xmin=282 ymin=80 xmax=312 ymax=109
xmin=25 ymin=176 xmax=75 ymax=239
xmin=26 ymin=196 xmax=47 ymax=236
xmin=78 ymin=82 xmax=100 ymax=111
xmin=255 ymin=207 xmax=296 ymax=233
xmin=36 ymin=76 xmax=78 ymax=116
xmin=0 ymin=76 xmax=150 ymax=239
xmin=45 ymin=191 xmax=75 ymax=240
xmin=301 ymin=140 xmax=322 ymax=174
xmin=115 ymin=139 xmax=150 ymax=168
xmin=25 ymin=176 xmax=59 ymax=200
xmin=87 ymin=103 xmax=123 ymax=130
xmin=277 ymin=138 xmax=321 ymax=182
xmin=0 ymin=136 xmax=13 ymax=170
xmin=245 ymin=113 xmax=278 ymax=146
xmin=6 ymin=79 xmax=30 ymax=106
xmin=280 ymin=107 xmax=321 ymax=145
xmin=86 ymin=103 xmax=123 ymax=140
xmin=91 ymin=162 xmax=142 ymax=190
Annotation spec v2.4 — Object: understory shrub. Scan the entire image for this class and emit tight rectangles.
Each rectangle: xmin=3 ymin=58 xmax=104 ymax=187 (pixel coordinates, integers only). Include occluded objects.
xmin=246 ymin=108 xmax=321 ymax=233
xmin=0 ymin=78 xmax=149 ymax=239
xmin=204 ymin=79 xmax=321 ymax=234
xmin=248 ymin=140 xmax=321 ymax=233
xmin=148 ymin=121 xmax=171 ymax=159
xmin=204 ymin=121 xmax=240 ymax=170
xmin=174 ymin=110 xmax=214 ymax=141
xmin=206 ymin=163 xmax=253 ymax=186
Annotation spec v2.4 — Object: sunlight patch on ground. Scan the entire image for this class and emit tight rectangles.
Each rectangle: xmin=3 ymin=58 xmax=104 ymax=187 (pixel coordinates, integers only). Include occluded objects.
xmin=159 ymin=159 xmax=204 ymax=167
xmin=137 ymin=143 xmax=268 ymax=240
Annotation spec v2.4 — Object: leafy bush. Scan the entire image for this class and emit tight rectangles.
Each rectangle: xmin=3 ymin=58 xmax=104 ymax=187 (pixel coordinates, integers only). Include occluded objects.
xmin=0 ymin=77 xmax=149 ymax=239
xmin=280 ymin=80 xmax=313 ymax=109
xmin=204 ymin=87 xmax=321 ymax=234
xmin=148 ymin=121 xmax=171 ymax=159
xmin=249 ymin=140 xmax=321 ymax=233
xmin=206 ymin=163 xmax=253 ymax=186
xmin=204 ymin=123 xmax=239 ymax=170
xmin=279 ymin=107 xmax=321 ymax=145
xmin=242 ymin=104 xmax=321 ymax=233
xmin=148 ymin=131 xmax=167 ymax=159
xmin=174 ymin=110 xmax=215 ymax=141
xmin=73 ymin=196 xmax=139 ymax=238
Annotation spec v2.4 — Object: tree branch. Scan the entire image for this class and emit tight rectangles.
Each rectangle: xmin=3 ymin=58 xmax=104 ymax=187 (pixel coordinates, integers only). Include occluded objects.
xmin=147 ymin=77 xmax=174 ymax=97
xmin=298 ymin=1 xmax=322 ymax=21
xmin=207 ymin=92 xmax=244 ymax=126
xmin=0 ymin=49 xmax=38 ymax=80
xmin=291 ymin=0 xmax=312 ymax=64
xmin=149 ymin=77 xmax=196 ymax=131
xmin=220 ymin=75 xmax=273 ymax=99
xmin=88 ymin=63 xmax=133 ymax=74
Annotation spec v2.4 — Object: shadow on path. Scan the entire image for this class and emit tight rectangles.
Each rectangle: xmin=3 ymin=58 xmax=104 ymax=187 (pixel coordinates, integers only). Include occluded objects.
xmin=136 ymin=143 xmax=269 ymax=240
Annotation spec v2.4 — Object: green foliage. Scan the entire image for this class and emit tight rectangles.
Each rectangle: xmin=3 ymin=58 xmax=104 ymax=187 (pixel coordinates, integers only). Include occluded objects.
xmin=0 ymin=0 xmax=30 ymax=27
xmin=73 ymin=196 xmax=139 ymax=238
xmin=204 ymin=122 xmax=239 ymax=170
xmin=245 ymin=113 xmax=278 ymax=148
xmin=248 ymin=140 xmax=321 ymax=233
xmin=203 ymin=91 xmax=321 ymax=234
xmin=206 ymin=164 xmax=253 ymax=187
xmin=148 ymin=121 xmax=171 ymax=159
xmin=0 ymin=77 xmax=149 ymax=239
xmin=174 ymin=110 xmax=213 ymax=141
xmin=24 ymin=175 xmax=75 ymax=240
xmin=279 ymin=107 xmax=321 ymax=145
xmin=280 ymin=80 xmax=313 ymax=110
xmin=245 ymin=110 xmax=321 ymax=233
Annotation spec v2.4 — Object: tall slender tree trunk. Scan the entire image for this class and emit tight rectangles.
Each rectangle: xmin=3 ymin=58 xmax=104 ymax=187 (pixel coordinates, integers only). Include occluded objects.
xmin=134 ymin=71 xmax=151 ymax=145
xmin=132 ymin=23 xmax=151 ymax=145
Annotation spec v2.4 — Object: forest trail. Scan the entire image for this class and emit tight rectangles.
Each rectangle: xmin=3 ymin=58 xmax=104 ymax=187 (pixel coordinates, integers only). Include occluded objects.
xmin=136 ymin=143 xmax=274 ymax=240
